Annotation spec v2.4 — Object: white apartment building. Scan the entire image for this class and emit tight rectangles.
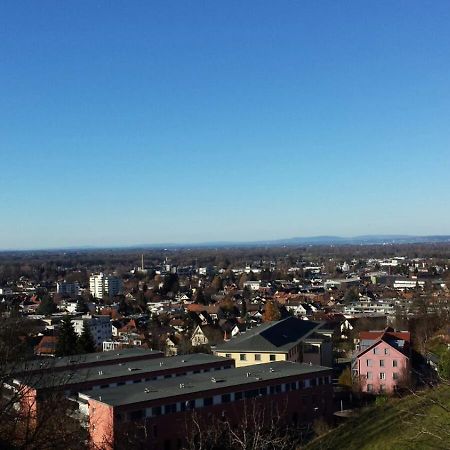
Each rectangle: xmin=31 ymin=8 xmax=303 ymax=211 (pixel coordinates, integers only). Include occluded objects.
xmin=393 ymin=279 xmax=425 ymax=290
xmin=242 ymin=280 xmax=261 ymax=291
xmin=89 ymin=273 xmax=122 ymax=299
xmin=0 ymin=287 xmax=13 ymax=295
xmin=72 ymin=314 xmax=112 ymax=346
xmin=56 ymin=281 xmax=80 ymax=296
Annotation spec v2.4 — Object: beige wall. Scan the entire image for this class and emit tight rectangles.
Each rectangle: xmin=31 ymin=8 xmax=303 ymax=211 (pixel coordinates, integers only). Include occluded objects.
xmin=214 ymin=350 xmax=288 ymax=367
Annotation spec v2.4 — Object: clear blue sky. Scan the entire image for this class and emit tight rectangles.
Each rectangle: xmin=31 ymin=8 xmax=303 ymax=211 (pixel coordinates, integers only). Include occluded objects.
xmin=1 ymin=1 xmax=449 ymax=249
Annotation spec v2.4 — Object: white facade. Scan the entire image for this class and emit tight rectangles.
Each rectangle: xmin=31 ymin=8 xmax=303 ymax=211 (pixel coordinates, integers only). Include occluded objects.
xmin=72 ymin=314 xmax=112 ymax=346
xmin=0 ymin=287 xmax=13 ymax=295
xmin=89 ymin=273 xmax=122 ymax=298
xmin=394 ymin=279 xmax=425 ymax=290
xmin=243 ymin=281 xmax=261 ymax=291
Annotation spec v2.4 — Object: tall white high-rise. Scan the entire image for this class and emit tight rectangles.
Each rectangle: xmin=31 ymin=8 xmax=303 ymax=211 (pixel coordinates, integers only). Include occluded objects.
xmin=89 ymin=273 xmax=122 ymax=299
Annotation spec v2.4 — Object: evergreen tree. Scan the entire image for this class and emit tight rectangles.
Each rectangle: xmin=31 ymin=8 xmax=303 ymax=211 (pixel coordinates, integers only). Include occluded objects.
xmin=76 ymin=323 xmax=96 ymax=354
xmin=240 ymin=299 xmax=247 ymax=318
xmin=195 ymin=288 xmax=207 ymax=305
xmin=55 ymin=316 xmax=78 ymax=356
xmin=36 ymin=296 xmax=57 ymax=315
xmin=75 ymin=297 xmax=89 ymax=314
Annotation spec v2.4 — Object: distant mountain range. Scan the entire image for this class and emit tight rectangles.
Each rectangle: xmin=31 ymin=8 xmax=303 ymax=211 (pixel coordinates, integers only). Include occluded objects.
xmin=2 ymin=235 xmax=450 ymax=253
xmin=134 ymin=234 xmax=450 ymax=249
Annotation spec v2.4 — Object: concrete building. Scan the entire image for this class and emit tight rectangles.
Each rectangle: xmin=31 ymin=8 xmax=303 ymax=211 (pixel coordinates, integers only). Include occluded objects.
xmin=72 ymin=314 xmax=112 ymax=346
xmin=82 ymin=361 xmax=333 ymax=450
xmin=56 ymin=281 xmax=80 ymax=296
xmin=90 ymin=273 xmax=122 ymax=299
xmin=0 ymin=287 xmax=13 ymax=295
xmin=8 ymin=353 xmax=234 ymax=429
xmin=393 ymin=279 xmax=425 ymax=290
xmin=214 ymin=317 xmax=333 ymax=368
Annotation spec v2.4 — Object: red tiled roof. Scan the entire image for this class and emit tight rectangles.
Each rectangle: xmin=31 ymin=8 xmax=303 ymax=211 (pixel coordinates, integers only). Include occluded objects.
xmin=359 ymin=329 xmax=410 ymax=342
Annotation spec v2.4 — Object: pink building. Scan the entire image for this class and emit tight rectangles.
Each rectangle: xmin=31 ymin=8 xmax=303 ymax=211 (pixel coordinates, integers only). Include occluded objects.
xmin=353 ymin=327 xmax=411 ymax=394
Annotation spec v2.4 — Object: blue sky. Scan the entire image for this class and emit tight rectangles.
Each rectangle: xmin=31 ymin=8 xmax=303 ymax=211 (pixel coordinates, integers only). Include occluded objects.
xmin=1 ymin=1 xmax=449 ymax=249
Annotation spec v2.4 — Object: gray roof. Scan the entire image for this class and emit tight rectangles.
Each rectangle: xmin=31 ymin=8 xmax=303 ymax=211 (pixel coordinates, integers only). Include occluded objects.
xmin=82 ymin=361 xmax=331 ymax=407
xmin=214 ymin=317 xmax=322 ymax=353
xmin=21 ymin=353 xmax=231 ymax=389
xmin=15 ymin=348 xmax=163 ymax=374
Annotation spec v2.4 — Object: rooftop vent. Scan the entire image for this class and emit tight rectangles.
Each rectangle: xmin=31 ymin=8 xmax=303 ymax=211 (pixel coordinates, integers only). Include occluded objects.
xmin=98 ymin=370 xmax=103 ymax=375
xmin=246 ymin=372 xmax=251 ymax=377
xmin=179 ymin=383 xmax=185 ymax=389
xmin=128 ymin=367 xmax=139 ymax=371
xmin=181 ymin=359 xmax=186 ymax=363
xmin=269 ymin=367 xmax=275 ymax=372
xmin=255 ymin=377 xmax=262 ymax=381
xmin=211 ymin=377 xmax=216 ymax=382
xmin=159 ymin=362 xmax=164 ymax=366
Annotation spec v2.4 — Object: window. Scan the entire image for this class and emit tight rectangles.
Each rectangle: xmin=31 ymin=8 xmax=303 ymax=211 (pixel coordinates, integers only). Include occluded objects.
xmin=380 ymin=385 xmax=386 ymax=393
xmin=393 ymin=372 xmax=399 ymax=380
xmin=384 ymin=348 xmax=390 ymax=355
xmin=240 ymin=354 xmax=247 ymax=361
xmin=203 ymin=397 xmax=213 ymax=406
xmin=130 ymin=410 xmax=144 ymax=421
xmin=225 ymin=353 xmax=231 ymax=358
xmin=254 ymin=354 xmax=261 ymax=361
xmin=164 ymin=404 xmax=176 ymax=414
xmin=366 ymin=359 xmax=373 ymax=367
xmin=152 ymin=406 xmax=162 ymax=416
xmin=366 ymin=372 xmax=373 ymax=380
xmin=380 ymin=372 xmax=386 ymax=380
xmin=367 ymin=384 xmax=373 ymax=392
xmin=393 ymin=359 xmax=398 ymax=367
xmin=235 ymin=392 xmax=243 ymax=401
xmin=373 ymin=348 xmax=379 ymax=355
xmin=270 ymin=354 xmax=276 ymax=362
xmin=380 ymin=360 xmax=385 ymax=367
xmin=245 ymin=389 xmax=259 ymax=399
xmin=221 ymin=394 xmax=231 ymax=403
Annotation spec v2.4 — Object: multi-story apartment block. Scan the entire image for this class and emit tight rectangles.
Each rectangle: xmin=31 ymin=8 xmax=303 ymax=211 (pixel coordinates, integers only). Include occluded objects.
xmin=82 ymin=361 xmax=333 ymax=450
xmin=9 ymin=353 xmax=233 ymax=427
xmin=89 ymin=273 xmax=122 ymax=298
xmin=72 ymin=314 xmax=112 ymax=346
xmin=56 ymin=281 xmax=80 ymax=296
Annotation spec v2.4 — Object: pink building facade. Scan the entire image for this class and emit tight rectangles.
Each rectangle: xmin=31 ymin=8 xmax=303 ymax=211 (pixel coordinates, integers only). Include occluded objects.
xmin=353 ymin=328 xmax=410 ymax=394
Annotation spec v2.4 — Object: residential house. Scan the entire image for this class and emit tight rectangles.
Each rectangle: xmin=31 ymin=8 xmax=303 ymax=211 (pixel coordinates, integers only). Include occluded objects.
xmin=191 ymin=324 xmax=224 ymax=347
xmin=352 ymin=327 xmax=411 ymax=394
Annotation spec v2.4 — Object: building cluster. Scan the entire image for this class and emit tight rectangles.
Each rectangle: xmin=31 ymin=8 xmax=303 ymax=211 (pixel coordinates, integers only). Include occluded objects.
xmin=8 ymin=348 xmax=332 ymax=449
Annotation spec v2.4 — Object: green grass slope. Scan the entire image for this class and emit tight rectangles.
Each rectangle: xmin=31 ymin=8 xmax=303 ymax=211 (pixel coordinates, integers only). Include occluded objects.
xmin=305 ymin=386 xmax=450 ymax=450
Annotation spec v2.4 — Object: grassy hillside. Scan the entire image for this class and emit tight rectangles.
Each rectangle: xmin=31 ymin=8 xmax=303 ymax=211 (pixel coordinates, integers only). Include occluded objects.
xmin=305 ymin=386 xmax=450 ymax=450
